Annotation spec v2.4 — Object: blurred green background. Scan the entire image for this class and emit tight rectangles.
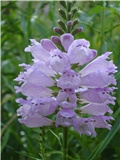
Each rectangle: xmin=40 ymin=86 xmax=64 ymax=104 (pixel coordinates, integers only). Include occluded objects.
xmin=1 ymin=1 xmax=120 ymax=160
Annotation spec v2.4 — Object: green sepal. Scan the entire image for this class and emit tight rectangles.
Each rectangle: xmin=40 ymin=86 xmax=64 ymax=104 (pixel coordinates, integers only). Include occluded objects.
xmin=59 ymin=1 xmax=67 ymax=9
xmin=71 ymin=8 xmax=78 ymax=17
xmin=72 ymin=19 xmax=80 ymax=27
xmin=58 ymin=8 xmax=67 ymax=20
xmin=58 ymin=19 xmax=67 ymax=31
xmin=71 ymin=28 xmax=82 ymax=36
xmin=68 ymin=12 xmax=72 ymax=21
xmin=67 ymin=1 xmax=76 ymax=12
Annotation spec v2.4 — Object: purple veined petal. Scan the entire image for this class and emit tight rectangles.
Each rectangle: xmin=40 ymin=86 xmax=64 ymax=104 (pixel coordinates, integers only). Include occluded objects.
xmin=56 ymin=88 xmax=77 ymax=109
xmin=30 ymin=39 xmax=40 ymax=45
xmin=80 ymin=52 xmax=117 ymax=77
xmin=79 ymin=87 xmax=116 ymax=105
xmin=18 ymin=113 xmax=53 ymax=128
xmin=30 ymin=44 xmax=50 ymax=61
xmin=56 ymin=109 xmax=76 ymax=127
xmin=14 ymin=86 xmax=21 ymax=93
xmin=71 ymin=39 xmax=90 ymax=48
xmin=24 ymin=45 xmax=31 ymax=52
xmin=80 ymin=103 xmax=113 ymax=115
xmin=21 ymin=82 xmax=53 ymax=98
xmin=57 ymin=70 xmax=81 ymax=89
xmin=47 ymin=49 xmax=70 ymax=73
xmin=14 ymin=72 xmax=26 ymax=84
xmin=16 ymin=97 xmax=57 ymax=117
xmin=24 ymin=39 xmax=40 ymax=52
xmin=33 ymin=61 xmax=56 ymax=76
xmin=31 ymin=97 xmax=58 ymax=116
xmin=80 ymin=70 xmax=116 ymax=88
xmin=90 ymin=49 xmax=97 ymax=58
xmin=19 ymin=63 xmax=31 ymax=70
xmin=67 ymin=39 xmax=97 ymax=65
xmin=25 ymin=39 xmax=50 ymax=61
xmin=17 ymin=99 xmax=34 ymax=117
xmin=25 ymin=69 xmax=55 ymax=86
xmin=91 ymin=115 xmax=114 ymax=130
xmin=40 ymin=39 xmax=57 ymax=52
xmin=16 ymin=98 xmax=32 ymax=106
xmin=73 ymin=117 xmax=96 ymax=137
xmin=60 ymin=33 xmax=74 ymax=52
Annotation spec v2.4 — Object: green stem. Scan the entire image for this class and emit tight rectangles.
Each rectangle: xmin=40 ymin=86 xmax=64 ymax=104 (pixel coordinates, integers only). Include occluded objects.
xmin=39 ymin=128 xmax=46 ymax=160
xmin=101 ymin=2 xmax=105 ymax=54
xmin=63 ymin=127 xmax=68 ymax=160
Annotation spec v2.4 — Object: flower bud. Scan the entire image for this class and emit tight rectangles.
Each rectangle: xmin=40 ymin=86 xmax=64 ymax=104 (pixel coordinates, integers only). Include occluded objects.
xmin=58 ymin=19 xmax=66 ymax=31
xmin=72 ymin=27 xmax=83 ymax=35
xmin=68 ymin=12 xmax=72 ymax=20
xmin=71 ymin=8 xmax=78 ymax=16
xmin=53 ymin=27 xmax=64 ymax=35
xmin=59 ymin=1 xmax=67 ymax=9
xmin=72 ymin=19 xmax=80 ymax=27
xmin=58 ymin=8 xmax=67 ymax=20
xmin=67 ymin=21 xmax=73 ymax=27
xmin=51 ymin=36 xmax=61 ymax=44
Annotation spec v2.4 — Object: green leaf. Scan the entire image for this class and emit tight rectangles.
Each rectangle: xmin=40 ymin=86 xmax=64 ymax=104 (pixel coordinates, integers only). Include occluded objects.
xmin=1 ymin=128 xmax=10 ymax=151
xmin=49 ymin=129 xmax=62 ymax=147
xmin=88 ymin=117 xmax=120 ymax=160
xmin=115 ymin=72 xmax=120 ymax=80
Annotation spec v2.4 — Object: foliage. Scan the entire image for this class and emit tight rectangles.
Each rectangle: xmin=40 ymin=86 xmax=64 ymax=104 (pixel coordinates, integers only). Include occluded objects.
xmin=1 ymin=1 xmax=120 ymax=160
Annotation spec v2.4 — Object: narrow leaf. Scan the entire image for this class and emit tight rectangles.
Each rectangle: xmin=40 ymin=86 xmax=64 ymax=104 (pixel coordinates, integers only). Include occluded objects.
xmin=88 ymin=117 xmax=120 ymax=160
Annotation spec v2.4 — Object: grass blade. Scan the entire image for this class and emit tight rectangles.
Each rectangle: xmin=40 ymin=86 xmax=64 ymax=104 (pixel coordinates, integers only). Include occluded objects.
xmin=88 ymin=117 xmax=120 ymax=160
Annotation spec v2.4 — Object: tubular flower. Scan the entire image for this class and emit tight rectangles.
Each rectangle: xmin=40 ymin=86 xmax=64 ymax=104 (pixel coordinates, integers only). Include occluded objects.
xmin=15 ymin=33 xmax=117 ymax=136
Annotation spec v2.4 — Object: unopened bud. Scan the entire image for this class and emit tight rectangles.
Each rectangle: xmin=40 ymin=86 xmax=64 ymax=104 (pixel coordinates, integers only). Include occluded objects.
xmin=68 ymin=12 xmax=72 ymax=20
xmin=73 ymin=19 xmax=80 ymax=27
xmin=58 ymin=20 xmax=66 ymax=31
xmin=72 ymin=27 xmax=83 ymax=35
xmin=71 ymin=8 xmax=78 ymax=16
xmin=59 ymin=1 xmax=67 ymax=9
xmin=53 ymin=27 xmax=64 ymax=35
xmin=51 ymin=36 xmax=61 ymax=44
xmin=58 ymin=8 xmax=67 ymax=20
xmin=67 ymin=21 xmax=73 ymax=27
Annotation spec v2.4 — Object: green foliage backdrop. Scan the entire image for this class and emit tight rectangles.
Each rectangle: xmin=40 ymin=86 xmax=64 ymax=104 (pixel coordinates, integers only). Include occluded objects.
xmin=1 ymin=1 xmax=120 ymax=160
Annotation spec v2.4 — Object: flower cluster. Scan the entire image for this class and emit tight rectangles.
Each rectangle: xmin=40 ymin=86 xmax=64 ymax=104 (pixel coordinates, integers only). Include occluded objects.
xmin=15 ymin=33 xmax=117 ymax=136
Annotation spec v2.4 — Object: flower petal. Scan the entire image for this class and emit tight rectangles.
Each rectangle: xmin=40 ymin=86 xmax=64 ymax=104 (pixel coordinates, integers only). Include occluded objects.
xmin=32 ymin=97 xmax=58 ymax=116
xmin=33 ymin=61 xmax=56 ymax=76
xmin=80 ymin=52 xmax=117 ymax=77
xmin=67 ymin=39 xmax=97 ymax=65
xmin=18 ymin=113 xmax=53 ymax=128
xmin=80 ymin=103 xmax=113 ymax=115
xmin=26 ymin=70 xmax=55 ymax=86
xmin=21 ymin=82 xmax=52 ymax=98
xmin=80 ymin=70 xmax=116 ymax=88
xmin=47 ymin=49 xmax=70 ymax=73
xmin=40 ymin=39 xmax=57 ymax=51
xmin=57 ymin=70 xmax=81 ymax=89
xmin=60 ymin=33 xmax=74 ymax=52
xmin=56 ymin=109 xmax=76 ymax=127
xmin=73 ymin=118 xmax=96 ymax=137
xmin=31 ymin=44 xmax=50 ymax=61
xmin=92 ymin=115 xmax=114 ymax=130
xmin=79 ymin=88 xmax=116 ymax=105
xmin=57 ymin=88 xmax=77 ymax=109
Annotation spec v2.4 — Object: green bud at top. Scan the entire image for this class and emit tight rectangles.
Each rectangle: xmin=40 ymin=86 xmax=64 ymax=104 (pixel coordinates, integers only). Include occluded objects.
xmin=58 ymin=20 xmax=67 ymax=31
xmin=71 ymin=8 xmax=78 ymax=17
xmin=58 ymin=8 xmax=67 ymax=20
xmin=59 ymin=1 xmax=67 ymax=9
xmin=71 ymin=27 xmax=83 ymax=36
xmin=53 ymin=27 xmax=64 ymax=35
